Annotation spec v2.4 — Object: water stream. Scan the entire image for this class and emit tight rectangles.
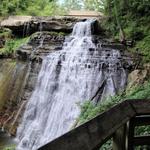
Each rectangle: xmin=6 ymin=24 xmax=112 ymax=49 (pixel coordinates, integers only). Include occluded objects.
xmin=16 ymin=20 xmax=127 ymax=150
xmin=0 ymin=130 xmax=16 ymax=149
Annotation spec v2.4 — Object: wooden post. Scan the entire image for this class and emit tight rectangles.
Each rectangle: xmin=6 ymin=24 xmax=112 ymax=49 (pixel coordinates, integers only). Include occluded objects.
xmin=113 ymin=124 xmax=127 ymax=150
xmin=127 ymin=118 xmax=135 ymax=150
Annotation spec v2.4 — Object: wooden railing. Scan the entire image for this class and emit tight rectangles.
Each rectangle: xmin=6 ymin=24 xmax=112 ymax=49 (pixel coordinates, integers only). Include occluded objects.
xmin=127 ymin=115 xmax=150 ymax=150
xmin=38 ymin=99 xmax=150 ymax=150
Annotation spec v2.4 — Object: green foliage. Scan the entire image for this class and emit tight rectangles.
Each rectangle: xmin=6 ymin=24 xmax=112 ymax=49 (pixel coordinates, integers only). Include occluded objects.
xmin=0 ymin=0 xmax=29 ymax=15
xmin=83 ymin=0 xmax=106 ymax=12
xmin=61 ymin=0 xmax=106 ymax=12
xmin=20 ymin=1 xmax=66 ymax=16
xmin=135 ymin=34 xmax=150 ymax=63
xmin=0 ymin=0 xmax=66 ymax=16
xmin=99 ymin=139 xmax=112 ymax=150
xmin=135 ymin=125 xmax=150 ymax=136
xmin=0 ymin=28 xmax=12 ymax=38
xmin=103 ymin=0 xmax=150 ymax=62
xmin=62 ymin=0 xmax=83 ymax=10
xmin=78 ymin=93 xmax=124 ymax=124
xmin=0 ymin=37 xmax=29 ymax=55
xmin=3 ymin=145 xmax=16 ymax=150
xmin=78 ymin=81 xmax=150 ymax=149
xmin=79 ymin=81 xmax=150 ymax=124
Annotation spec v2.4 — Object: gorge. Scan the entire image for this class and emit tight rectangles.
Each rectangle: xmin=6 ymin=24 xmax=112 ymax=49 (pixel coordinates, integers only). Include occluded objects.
xmin=0 ymin=17 xmax=133 ymax=150
xmin=17 ymin=19 xmax=131 ymax=150
xmin=0 ymin=0 xmax=150 ymax=149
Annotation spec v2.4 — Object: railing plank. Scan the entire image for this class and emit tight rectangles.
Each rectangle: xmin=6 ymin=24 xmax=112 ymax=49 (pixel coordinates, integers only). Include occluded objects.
xmin=132 ymin=115 xmax=150 ymax=126
xmin=38 ymin=100 xmax=150 ymax=150
xmin=133 ymin=135 xmax=150 ymax=146
xmin=130 ymin=99 xmax=150 ymax=115
xmin=39 ymin=101 xmax=136 ymax=150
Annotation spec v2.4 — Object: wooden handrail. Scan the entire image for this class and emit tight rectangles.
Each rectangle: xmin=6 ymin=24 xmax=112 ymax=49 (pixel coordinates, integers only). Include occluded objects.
xmin=127 ymin=114 xmax=150 ymax=150
xmin=38 ymin=99 xmax=150 ymax=150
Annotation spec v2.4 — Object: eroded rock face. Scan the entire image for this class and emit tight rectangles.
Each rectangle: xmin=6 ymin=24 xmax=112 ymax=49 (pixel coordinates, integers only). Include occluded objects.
xmin=0 ymin=59 xmax=28 ymax=134
xmin=0 ymin=16 xmax=32 ymax=26
xmin=127 ymin=63 xmax=150 ymax=89
xmin=0 ymin=18 xmax=135 ymax=136
xmin=17 ymin=31 xmax=65 ymax=61
xmin=1 ymin=16 xmax=83 ymax=36
xmin=1 ymin=16 xmax=104 ymax=37
xmin=0 ymin=30 xmax=66 ymax=134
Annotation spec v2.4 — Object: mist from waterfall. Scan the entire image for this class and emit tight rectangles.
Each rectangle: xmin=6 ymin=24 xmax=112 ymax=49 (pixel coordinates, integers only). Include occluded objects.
xmin=16 ymin=20 xmax=127 ymax=150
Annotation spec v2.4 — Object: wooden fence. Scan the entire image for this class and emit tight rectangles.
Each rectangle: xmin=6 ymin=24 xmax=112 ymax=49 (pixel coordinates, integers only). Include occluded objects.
xmin=39 ymin=99 xmax=150 ymax=150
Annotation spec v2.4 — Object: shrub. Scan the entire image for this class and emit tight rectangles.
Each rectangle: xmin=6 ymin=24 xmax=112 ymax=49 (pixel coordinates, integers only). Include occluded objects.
xmin=0 ymin=37 xmax=29 ymax=55
xmin=77 ymin=81 xmax=150 ymax=149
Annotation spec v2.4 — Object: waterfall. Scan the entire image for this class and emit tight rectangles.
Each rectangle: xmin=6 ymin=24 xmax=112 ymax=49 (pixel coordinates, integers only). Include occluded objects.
xmin=16 ymin=20 xmax=127 ymax=150
xmin=23 ymin=22 xmax=30 ymax=37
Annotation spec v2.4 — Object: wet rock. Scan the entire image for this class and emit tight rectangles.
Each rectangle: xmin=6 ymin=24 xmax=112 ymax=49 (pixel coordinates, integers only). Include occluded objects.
xmin=16 ymin=31 xmax=65 ymax=61
xmin=101 ymin=43 xmax=126 ymax=50
xmin=0 ymin=59 xmax=28 ymax=134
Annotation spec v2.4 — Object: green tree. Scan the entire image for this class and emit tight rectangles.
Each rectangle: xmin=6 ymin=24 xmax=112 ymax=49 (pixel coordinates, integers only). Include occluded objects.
xmin=0 ymin=0 xmax=65 ymax=16
xmin=62 ymin=0 xmax=83 ymax=10
xmin=83 ymin=0 xmax=106 ymax=12
xmin=0 ymin=0 xmax=30 ymax=15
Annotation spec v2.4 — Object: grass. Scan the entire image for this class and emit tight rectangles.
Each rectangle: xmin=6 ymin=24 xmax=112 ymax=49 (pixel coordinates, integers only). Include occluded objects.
xmin=3 ymin=145 xmax=16 ymax=150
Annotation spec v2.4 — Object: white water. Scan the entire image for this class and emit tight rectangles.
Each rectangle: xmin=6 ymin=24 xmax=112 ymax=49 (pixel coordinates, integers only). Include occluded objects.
xmin=16 ymin=20 xmax=127 ymax=150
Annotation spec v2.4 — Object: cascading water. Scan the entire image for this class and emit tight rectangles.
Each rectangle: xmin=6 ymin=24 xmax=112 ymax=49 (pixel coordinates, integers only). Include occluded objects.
xmin=16 ymin=20 xmax=127 ymax=150
xmin=23 ymin=22 xmax=30 ymax=37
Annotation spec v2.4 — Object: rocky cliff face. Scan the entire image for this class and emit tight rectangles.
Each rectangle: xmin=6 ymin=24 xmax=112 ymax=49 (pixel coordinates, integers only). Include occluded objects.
xmin=0 ymin=59 xmax=27 ymax=134
xmin=0 ymin=17 xmax=68 ymax=134
xmin=1 ymin=16 xmax=83 ymax=36
xmin=0 ymin=16 xmax=135 ymax=135
xmin=0 ymin=18 xmax=68 ymax=134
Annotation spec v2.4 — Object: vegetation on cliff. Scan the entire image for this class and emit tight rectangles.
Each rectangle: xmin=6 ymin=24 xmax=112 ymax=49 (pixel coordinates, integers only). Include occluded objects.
xmin=1 ymin=0 xmax=149 ymax=62
xmin=0 ymin=0 xmax=149 ymax=149
xmin=0 ymin=37 xmax=29 ymax=56
xmin=77 ymin=81 xmax=150 ymax=149
xmin=76 ymin=3 xmax=150 ymax=144
xmin=0 ymin=28 xmax=29 ymax=55
xmin=3 ymin=145 xmax=15 ymax=150
xmin=102 ymin=0 xmax=150 ymax=63
xmin=78 ymin=81 xmax=150 ymax=125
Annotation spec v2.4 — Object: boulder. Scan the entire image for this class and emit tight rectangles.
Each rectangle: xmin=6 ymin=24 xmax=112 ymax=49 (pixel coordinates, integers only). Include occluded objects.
xmin=127 ymin=64 xmax=150 ymax=88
